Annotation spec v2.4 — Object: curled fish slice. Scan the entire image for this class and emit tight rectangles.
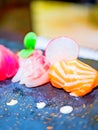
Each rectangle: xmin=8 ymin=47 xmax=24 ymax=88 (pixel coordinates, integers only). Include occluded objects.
xmin=49 ymin=59 xmax=98 ymax=96
xmin=12 ymin=50 xmax=50 ymax=87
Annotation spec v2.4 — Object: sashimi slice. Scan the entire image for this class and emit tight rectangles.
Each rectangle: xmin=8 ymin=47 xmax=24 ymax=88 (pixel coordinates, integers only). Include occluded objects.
xmin=21 ymin=70 xmax=49 ymax=87
xmin=0 ymin=45 xmax=19 ymax=81
xmin=12 ymin=50 xmax=50 ymax=87
xmin=49 ymin=59 xmax=98 ymax=96
xmin=45 ymin=36 xmax=79 ymax=64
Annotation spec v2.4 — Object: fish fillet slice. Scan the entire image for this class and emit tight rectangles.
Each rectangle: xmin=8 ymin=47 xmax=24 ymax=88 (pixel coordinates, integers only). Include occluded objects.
xmin=49 ymin=59 xmax=98 ymax=96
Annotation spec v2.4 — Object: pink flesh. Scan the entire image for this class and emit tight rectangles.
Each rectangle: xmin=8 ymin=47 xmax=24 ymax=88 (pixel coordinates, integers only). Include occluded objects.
xmin=12 ymin=50 xmax=50 ymax=87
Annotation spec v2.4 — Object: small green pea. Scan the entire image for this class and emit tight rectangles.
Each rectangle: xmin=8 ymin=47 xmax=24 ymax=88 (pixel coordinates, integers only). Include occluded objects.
xmin=24 ymin=32 xmax=37 ymax=49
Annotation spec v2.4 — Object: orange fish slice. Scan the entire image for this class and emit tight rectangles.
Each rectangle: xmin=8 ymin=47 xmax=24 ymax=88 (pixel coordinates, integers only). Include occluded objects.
xmin=49 ymin=59 xmax=98 ymax=97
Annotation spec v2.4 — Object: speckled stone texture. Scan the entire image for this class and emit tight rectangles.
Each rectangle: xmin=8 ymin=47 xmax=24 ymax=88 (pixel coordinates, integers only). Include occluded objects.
xmin=0 ymin=41 xmax=98 ymax=130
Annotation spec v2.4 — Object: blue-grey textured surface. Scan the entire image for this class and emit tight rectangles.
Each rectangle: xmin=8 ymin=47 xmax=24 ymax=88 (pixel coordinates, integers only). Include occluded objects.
xmin=0 ymin=40 xmax=98 ymax=130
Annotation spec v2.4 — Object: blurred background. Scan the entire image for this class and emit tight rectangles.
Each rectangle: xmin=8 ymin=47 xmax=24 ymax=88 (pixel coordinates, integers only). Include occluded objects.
xmin=0 ymin=0 xmax=98 ymax=49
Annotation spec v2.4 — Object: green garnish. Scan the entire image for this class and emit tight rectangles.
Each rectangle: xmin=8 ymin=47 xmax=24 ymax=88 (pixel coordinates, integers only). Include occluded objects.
xmin=24 ymin=32 xmax=37 ymax=49
xmin=19 ymin=32 xmax=37 ymax=58
xmin=19 ymin=49 xmax=34 ymax=58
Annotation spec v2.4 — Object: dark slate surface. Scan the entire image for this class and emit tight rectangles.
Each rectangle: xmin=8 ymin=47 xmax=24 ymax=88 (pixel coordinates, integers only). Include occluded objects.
xmin=0 ymin=39 xmax=98 ymax=130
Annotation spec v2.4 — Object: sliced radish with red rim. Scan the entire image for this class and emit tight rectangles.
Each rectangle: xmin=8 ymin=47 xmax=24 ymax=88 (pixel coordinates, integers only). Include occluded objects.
xmin=45 ymin=36 xmax=79 ymax=64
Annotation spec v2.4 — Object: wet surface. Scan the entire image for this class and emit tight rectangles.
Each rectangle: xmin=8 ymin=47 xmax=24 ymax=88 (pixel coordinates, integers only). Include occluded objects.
xmin=0 ymin=40 xmax=98 ymax=130
xmin=0 ymin=78 xmax=98 ymax=130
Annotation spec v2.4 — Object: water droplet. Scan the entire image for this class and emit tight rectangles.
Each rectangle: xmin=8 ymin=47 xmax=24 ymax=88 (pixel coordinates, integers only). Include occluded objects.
xmin=36 ymin=102 xmax=46 ymax=109
xmin=6 ymin=99 xmax=18 ymax=106
xmin=60 ymin=105 xmax=73 ymax=114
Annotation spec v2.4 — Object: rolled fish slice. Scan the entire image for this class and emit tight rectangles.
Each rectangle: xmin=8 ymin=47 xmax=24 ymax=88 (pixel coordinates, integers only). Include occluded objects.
xmin=12 ymin=50 xmax=50 ymax=87
xmin=49 ymin=59 xmax=98 ymax=96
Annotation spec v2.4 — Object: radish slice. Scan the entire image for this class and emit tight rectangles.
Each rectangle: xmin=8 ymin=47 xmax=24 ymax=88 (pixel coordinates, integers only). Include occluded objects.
xmin=45 ymin=36 xmax=79 ymax=64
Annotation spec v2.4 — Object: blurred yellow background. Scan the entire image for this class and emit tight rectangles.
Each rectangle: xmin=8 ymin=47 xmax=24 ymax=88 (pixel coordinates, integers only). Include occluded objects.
xmin=0 ymin=0 xmax=98 ymax=49
xmin=30 ymin=0 xmax=98 ymax=49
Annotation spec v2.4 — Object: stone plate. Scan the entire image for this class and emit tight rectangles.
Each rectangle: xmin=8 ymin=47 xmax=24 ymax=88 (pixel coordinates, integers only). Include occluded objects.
xmin=0 ymin=40 xmax=98 ymax=130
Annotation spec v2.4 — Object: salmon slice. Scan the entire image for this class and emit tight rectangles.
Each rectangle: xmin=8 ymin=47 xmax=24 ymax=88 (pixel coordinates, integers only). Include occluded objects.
xmin=49 ymin=59 xmax=98 ymax=96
